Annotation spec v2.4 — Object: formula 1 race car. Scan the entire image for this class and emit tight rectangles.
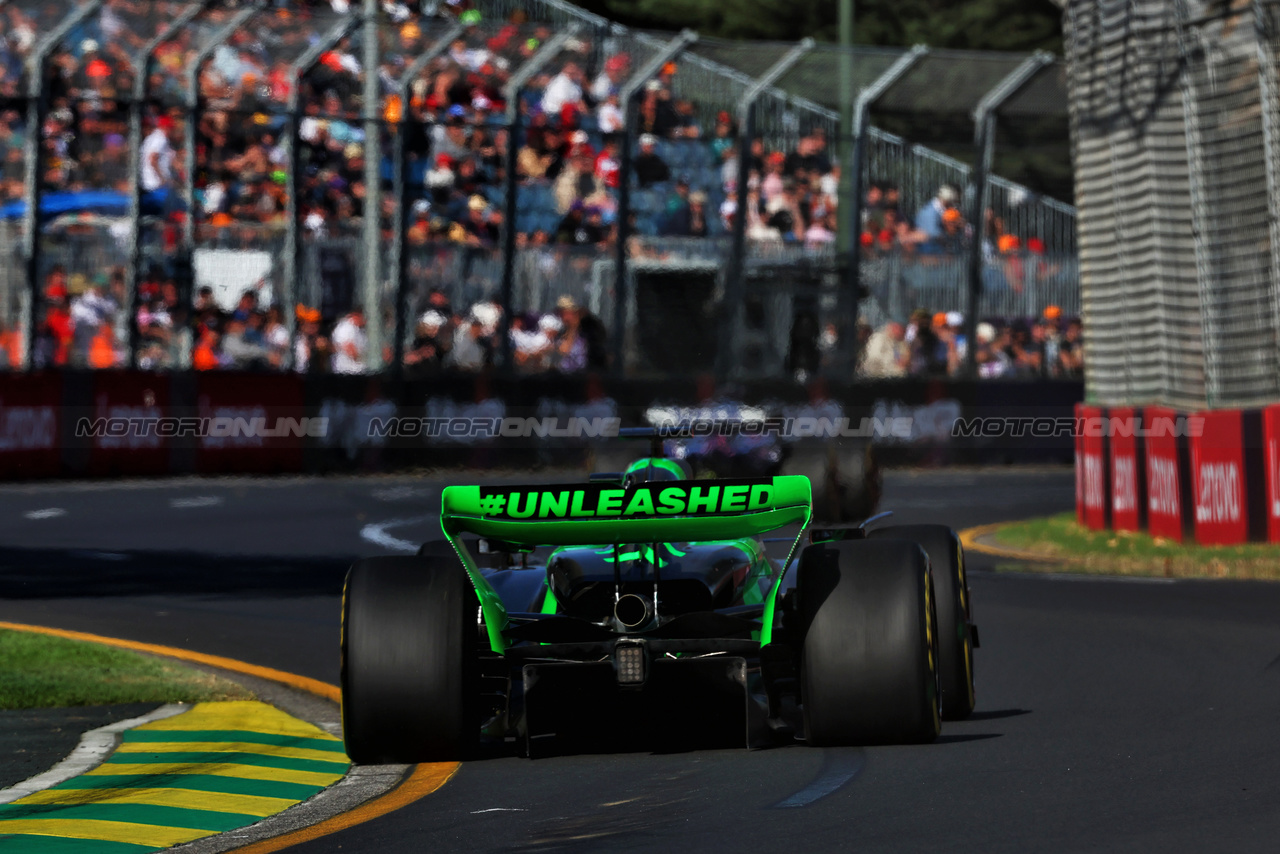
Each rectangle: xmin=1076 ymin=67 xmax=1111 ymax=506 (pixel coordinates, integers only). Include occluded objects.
xmin=340 ymin=453 xmax=976 ymax=762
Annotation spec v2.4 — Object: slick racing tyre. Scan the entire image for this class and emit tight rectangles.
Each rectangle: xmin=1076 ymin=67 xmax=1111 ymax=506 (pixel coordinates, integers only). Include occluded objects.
xmin=341 ymin=555 xmax=480 ymax=763
xmin=798 ymin=539 xmax=940 ymax=746
xmin=869 ymin=524 xmax=975 ymax=720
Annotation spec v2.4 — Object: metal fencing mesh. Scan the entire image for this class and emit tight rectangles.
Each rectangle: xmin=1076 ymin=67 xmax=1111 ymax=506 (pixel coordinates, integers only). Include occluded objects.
xmin=1066 ymin=0 xmax=1280 ymax=409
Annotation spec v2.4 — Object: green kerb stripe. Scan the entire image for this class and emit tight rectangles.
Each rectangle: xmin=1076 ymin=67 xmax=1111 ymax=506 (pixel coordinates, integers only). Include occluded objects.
xmin=52 ymin=774 xmax=323 ymax=802
xmin=0 ymin=835 xmax=155 ymax=854
xmin=101 ymin=752 xmax=348 ymax=775
xmin=121 ymin=731 xmax=345 ymax=753
xmin=0 ymin=802 xmax=257 ymax=832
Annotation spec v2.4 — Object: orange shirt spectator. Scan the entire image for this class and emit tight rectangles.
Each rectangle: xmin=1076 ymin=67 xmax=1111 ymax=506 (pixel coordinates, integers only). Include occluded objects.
xmin=193 ymin=332 xmax=220 ymax=371
xmin=87 ymin=328 xmax=117 ymax=369
xmin=44 ymin=306 xmax=73 ymax=366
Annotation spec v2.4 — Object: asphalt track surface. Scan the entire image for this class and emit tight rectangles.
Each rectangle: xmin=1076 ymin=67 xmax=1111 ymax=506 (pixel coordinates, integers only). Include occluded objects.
xmin=1 ymin=468 xmax=1278 ymax=852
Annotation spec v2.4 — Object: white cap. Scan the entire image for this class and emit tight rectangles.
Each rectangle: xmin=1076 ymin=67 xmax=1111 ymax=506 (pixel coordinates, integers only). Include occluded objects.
xmin=81 ymin=38 xmax=99 ymax=53
xmin=470 ymin=301 xmax=501 ymax=330
xmin=639 ymin=133 xmax=656 ymax=147
xmin=538 ymin=315 xmax=562 ymax=332
xmin=976 ymin=322 xmax=996 ymax=343
xmin=419 ymin=310 xmax=446 ymax=327
xmin=946 ymin=310 xmax=963 ymax=328
xmin=938 ymin=185 xmax=959 ymax=204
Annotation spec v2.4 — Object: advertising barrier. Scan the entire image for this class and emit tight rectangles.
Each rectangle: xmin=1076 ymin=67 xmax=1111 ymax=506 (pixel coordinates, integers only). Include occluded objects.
xmin=84 ymin=372 xmax=172 ymax=477
xmin=1078 ymin=405 xmax=1108 ymax=530
xmin=1074 ymin=402 xmax=1086 ymax=525
xmin=1265 ymin=405 xmax=1280 ymax=544
xmin=195 ymin=373 xmax=307 ymax=474
xmin=0 ymin=373 xmax=61 ymax=479
xmin=1190 ymin=409 xmax=1248 ymax=545
xmin=1143 ymin=405 xmax=1191 ymax=543
xmin=1107 ymin=407 xmax=1143 ymax=532
xmin=0 ymin=371 xmax=1086 ymax=480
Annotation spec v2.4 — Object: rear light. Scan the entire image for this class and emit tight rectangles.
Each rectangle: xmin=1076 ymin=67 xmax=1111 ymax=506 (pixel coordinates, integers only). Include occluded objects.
xmin=614 ymin=644 xmax=646 ymax=685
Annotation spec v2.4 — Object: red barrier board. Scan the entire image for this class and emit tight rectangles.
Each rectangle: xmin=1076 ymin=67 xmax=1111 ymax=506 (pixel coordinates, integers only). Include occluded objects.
xmin=87 ymin=373 xmax=170 ymax=476
xmin=1264 ymin=405 xmax=1280 ymax=543
xmin=1108 ymin=407 xmax=1141 ymax=532
xmin=1190 ymin=409 xmax=1247 ymax=545
xmin=1079 ymin=405 xmax=1107 ymax=530
xmin=1144 ymin=406 xmax=1185 ymax=543
xmin=0 ymin=372 xmax=62 ymax=478
xmin=195 ymin=373 xmax=306 ymax=474
xmin=1074 ymin=402 xmax=1086 ymax=525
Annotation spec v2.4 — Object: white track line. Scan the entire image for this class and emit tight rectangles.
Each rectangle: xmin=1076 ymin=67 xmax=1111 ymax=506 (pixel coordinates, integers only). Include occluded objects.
xmin=170 ymin=496 xmax=223 ymax=509
xmin=774 ymin=750 xmax=865 ymax=808
xmin=23 ymin=508 xmax=66 ymax=520
xmin=0 ymin=703 xmax=189 ymax=804
xmin=360 ymin=517 xmax=430 ymax=553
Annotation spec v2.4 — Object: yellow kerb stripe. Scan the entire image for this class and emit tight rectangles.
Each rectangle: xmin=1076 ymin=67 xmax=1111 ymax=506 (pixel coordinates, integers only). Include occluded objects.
xmin=84 ymin=762 xmax=342 ymax=788
xmin=114 ymin=742 xmax=345 ymax=764
xmin=17 ymin=787 xmax=297 ymax=818
xmin=0 ymin=818 xmax=208 ymax=848
xmin=137 ymin=701 xmax=333 ymax=739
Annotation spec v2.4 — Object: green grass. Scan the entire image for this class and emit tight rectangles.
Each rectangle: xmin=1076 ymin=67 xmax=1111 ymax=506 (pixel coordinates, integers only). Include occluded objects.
xmin=991 ymin=512 xmax=1280 ymax=580
xmin=0 ymin=630 xmax=253 ymax=710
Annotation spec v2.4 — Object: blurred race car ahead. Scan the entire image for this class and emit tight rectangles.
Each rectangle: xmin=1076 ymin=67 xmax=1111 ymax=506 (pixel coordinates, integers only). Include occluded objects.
xmin=340 ymin=455 xmax=977 ymax=761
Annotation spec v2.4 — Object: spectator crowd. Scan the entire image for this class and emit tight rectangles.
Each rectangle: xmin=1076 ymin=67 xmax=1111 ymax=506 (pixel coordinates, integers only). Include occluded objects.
xmin=6 ymin=0 xmax=1079 ymax=379
xmin=857 ymin=305 xmax=1084 ymax=380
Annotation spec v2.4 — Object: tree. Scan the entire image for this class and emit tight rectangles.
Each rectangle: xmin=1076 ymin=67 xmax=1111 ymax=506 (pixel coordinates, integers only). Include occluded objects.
xmin=573 ymin=0 xmax=1063 ymax=54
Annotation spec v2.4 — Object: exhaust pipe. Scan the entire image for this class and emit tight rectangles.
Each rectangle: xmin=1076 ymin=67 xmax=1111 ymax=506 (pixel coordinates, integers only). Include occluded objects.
xmin=614 ymin=593 xmax=653 ymax=629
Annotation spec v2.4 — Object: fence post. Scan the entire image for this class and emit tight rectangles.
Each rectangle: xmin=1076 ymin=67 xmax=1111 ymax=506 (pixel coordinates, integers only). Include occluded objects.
xmin=359 ymin=0 xmax=384 ymax=372
xmin=182 ymin=4 xmax=261 ymax=254
xmin=720 ymin=38 xmax=814 ymax=380
xmin=126 ymin=1 xmax=211 ymax=370
xmin=613 ymin=30 xmax=699 ymax=375
xmin=966 ymin=51 xmax=1053 ymax=377
xmin=387 ymin=22 xmax=465 ymax=378
xmin=284 ymin=15 xmax=361 ymax=364
xmin=842 ymin=45 xmax=927 ymax=378
xmin=497 ymin=25 xmax=581 ymax=371
xmin=20 ymin=0 xmax=104 ymax=370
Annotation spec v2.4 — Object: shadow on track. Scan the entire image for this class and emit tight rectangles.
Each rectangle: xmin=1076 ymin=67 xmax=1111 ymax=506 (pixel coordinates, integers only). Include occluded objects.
xmin=0 ymin=547 xmax=354 ymax=599
xmin=965 ymin=708 xmax=1032 ymax=721
xmin=934 ymin=733 xmax=1003 ymax=744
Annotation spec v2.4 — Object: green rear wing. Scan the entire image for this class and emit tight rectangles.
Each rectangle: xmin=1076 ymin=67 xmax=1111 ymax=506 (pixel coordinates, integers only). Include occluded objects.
xmin=440 ymin=476 xmax=811 ymax=654
xmin=440 ymin=476 xmax=811 ymax=546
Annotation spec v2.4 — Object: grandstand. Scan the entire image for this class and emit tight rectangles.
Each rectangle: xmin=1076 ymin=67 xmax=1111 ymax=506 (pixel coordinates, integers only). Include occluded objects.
xmin=0 ymin=0 xmax=1078 ymax=379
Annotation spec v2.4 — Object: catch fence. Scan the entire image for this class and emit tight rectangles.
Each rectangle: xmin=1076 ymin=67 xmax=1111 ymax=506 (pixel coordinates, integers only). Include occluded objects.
xmin=0 ymin=0 xmax=1077 ymax=379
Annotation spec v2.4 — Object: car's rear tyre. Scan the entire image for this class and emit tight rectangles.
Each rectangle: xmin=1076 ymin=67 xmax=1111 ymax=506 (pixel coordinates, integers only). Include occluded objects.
xmin=341 ymin=555 xmax=479 ymax=763
xmin=798 ymin=539 xmax=940 ymax=745
xmin=868 ymin=524 xmax=975 ymax=720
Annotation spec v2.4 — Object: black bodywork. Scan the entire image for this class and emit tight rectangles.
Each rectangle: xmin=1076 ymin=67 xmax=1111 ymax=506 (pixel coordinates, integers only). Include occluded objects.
xmin=474 ymin=538 xmax=799 ymax=752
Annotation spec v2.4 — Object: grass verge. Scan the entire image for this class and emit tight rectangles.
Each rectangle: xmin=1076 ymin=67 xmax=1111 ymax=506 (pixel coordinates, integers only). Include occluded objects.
xmin=988 ymin=512 xmax=1280 ymax=580
xmin=0 ymin=628 xmax=253 ymax=710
